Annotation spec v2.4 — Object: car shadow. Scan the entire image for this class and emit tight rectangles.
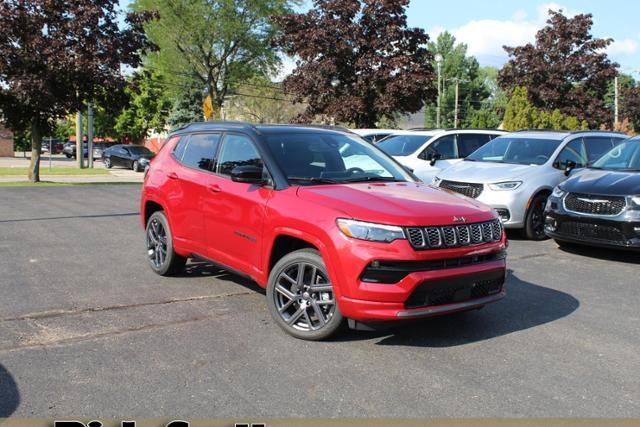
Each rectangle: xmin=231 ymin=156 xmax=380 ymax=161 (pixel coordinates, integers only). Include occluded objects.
xmin=555 ymin=243 xmax=640 ymax=265
xmin=0 ymin=363 xmax=20 ymax=417
xmin=335 ymin=269 xmax=579 ymax=347
xmin=180 ymin=260 xmax=265 ymax=294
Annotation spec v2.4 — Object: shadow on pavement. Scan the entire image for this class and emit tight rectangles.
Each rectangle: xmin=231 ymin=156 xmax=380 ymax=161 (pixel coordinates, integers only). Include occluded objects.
xmin=0 ymin=363 xmax=19 ymax=417
xmin=555 ymin=242 xmax=640 ymax=265
xmin=0 ymin=212 xmax=138 ymax=224
xmin=337 ymin=269 xmax=579 ymax=347
xmin=181 ymin=260 xmax=265 ymax=294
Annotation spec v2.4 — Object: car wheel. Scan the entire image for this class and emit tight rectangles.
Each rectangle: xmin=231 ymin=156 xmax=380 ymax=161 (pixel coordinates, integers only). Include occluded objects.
xmin=145 ymin=211 xmax=186 ymax=276
xmin=524 ymin=194 xmax=549 ymax=240
xmin=104 ymin=158 xmax=112 ymax=168
xmin=133 ymin=160 xmax=140 ymax=172
xmin=267 ymin=249 xmax=344 ymax=340
xmin=65 ymin=153 xmax=71 ymax=159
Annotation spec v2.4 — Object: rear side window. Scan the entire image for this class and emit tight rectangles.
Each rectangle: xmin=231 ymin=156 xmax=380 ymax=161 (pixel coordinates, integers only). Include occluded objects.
xmin=217 ymin=134 xmax=263 ymax=176
xmin=172 ymin=136 xmax=188 ymax=161
xmin=181 ymin=133 xmax=221 ymax=171
xmin=457 ymin=134 xmax=493 ymax=157
xmin=583 ymin=136 xmax=625 ymax=163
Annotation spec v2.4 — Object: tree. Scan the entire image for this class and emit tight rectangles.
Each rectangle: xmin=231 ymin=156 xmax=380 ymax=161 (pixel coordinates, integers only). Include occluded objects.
xmin=498 ymin=10 xmax=617 ymax=128
xmin=224 ymin=76 xmax=304 ymax=123
xmin=273 ymin=0 xmax=435 ymax=128
xmin=0 ymin=0 xmax=153 ymax=181
xmin=621 ymin=84 xmax=640 ymax=133
xmin=423 ymin=32 xmax=491 ymax=128
xmin=114 ymin=71 xmax=172 ymax=141
xmin=132 ymin=0 xmax=293 ymax=120
xmin=503 ymin=87 xmax=583 ymax=131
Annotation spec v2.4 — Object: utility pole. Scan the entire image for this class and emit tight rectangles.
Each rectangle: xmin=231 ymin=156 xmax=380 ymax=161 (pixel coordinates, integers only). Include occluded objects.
xmin=76 ymin=111 xmax=84 ymax=169
xmin=614 ymin=76 xmax=619 ymax=129
xmin=454 ymin=80 xmax=460 ymax=128
xmin=87 ymin=103 xmax=94 ymax=168
xmin=435 ymin=54 xmax=443 ymax=128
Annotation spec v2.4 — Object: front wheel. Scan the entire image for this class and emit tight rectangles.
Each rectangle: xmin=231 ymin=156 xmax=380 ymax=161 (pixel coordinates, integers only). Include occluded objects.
xmin=524 ymin=194 xmax=549 ymax=240
xmin=145 ymin=211 xmax=186 ymax=276
xmin=267 ymin=249 xmax=344 ymax=340
xmin=132 ymin=160 xmax=140 ymax=172
xmin=104 ymin=157 xmax=112 ymax=168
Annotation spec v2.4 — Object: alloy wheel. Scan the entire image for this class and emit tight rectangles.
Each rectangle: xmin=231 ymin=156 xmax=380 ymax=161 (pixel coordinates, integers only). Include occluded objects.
xmin=273 ymin=262 xmax=335 ymax=332
xmin=531 ymin=200 xmax=546 ymax=238
xmin=146 ymin=218 xmax=167 ymax=269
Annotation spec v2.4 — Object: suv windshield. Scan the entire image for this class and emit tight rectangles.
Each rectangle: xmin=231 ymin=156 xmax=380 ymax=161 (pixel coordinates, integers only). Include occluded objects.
xmin=264 ymin=132 xmax=414 ymax=185
xmin=377 ymin=135 xmax=430 ymax=156
xmin=590 ymin=139 xmax=640 ymax=171
xmin=467 ymin=136 xmax=562 ymax=165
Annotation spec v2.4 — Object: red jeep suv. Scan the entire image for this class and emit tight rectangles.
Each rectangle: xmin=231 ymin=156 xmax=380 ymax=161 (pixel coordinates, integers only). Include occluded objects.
xmin=141 ymin=123 xmax=507 ymax=340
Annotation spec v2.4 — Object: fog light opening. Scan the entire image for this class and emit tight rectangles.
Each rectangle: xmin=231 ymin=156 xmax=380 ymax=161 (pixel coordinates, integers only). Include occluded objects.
xmin=496 ymin=209 xmax=510 ymax=222
xmin=545 ymin=216 xmax=557 ymax=232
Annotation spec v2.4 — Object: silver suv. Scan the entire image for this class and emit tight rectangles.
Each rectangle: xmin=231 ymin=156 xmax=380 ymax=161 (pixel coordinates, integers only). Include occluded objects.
xmin=433 ymin=130 xmax=628 ymax=239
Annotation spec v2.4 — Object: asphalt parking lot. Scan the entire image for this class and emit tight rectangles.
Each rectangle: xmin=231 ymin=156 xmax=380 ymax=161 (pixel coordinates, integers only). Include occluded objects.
xmin=0 ymin=184 xmax=639 ymax=418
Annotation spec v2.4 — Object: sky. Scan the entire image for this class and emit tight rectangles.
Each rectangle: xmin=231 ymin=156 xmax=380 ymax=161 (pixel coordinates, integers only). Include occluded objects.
xmin=119 ymin=0 xmax=640 ymax=78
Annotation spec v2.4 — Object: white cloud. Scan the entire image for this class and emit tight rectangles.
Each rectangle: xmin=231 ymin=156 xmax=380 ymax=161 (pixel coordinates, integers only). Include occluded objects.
xmin=606 ymin=38 xmax=639 ymax=56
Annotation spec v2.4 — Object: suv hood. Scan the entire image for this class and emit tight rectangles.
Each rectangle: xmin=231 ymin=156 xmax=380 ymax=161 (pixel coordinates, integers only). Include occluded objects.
xmin=296 ymin=182 xmax=496 ymax=226
xmin=563 ymin=168 xmax=640 ymax=195
xmin=438 ymin=160 xmax=539 ymax=183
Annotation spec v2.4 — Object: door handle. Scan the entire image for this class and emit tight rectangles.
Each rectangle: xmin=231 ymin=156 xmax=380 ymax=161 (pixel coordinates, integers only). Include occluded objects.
xmin=167 ymin=172 xmax=179 ymax=180
xmin=207 ymin=184 xmax=222 ymax=193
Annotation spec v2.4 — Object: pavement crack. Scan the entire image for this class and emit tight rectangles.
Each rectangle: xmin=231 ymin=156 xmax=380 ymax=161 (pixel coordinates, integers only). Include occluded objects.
xmin=508 ymin=253 xmax=548 ymax=261
xmin=0 ymin=291 xmax=255 ymax=323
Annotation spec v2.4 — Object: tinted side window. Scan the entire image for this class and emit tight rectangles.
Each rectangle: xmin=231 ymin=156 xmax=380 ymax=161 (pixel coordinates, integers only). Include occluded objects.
xmin=423 ymin=135 xmax=457 ymax=159
xmin=181 ymin=133 xmax=221 ymax=171
xmin=583 ymin=136 xmax=619 ymax=163
xmin=172 ymin=136 xmax=188 ymax=161
xmin=458 ymin=134 xmax=492 ymax=157
xmin=555 ymin=139 xmax=587 ymax=168
xmin=217 ymin=134 xmax=263 ymax=176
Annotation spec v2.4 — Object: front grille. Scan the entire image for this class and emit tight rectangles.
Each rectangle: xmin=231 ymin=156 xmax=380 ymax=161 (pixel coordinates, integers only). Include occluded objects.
xmin=564 ymin=193 xmax=626 ymax=216
xmin=440 ymin=180 xmax=483 ymax=198
xmin=558 ymin=221 xmax=627 ymax=243
xmin=406 ymin=219 xmax=502 ymax=250
xmin=405 ymin=270 xmax=504 ymax=309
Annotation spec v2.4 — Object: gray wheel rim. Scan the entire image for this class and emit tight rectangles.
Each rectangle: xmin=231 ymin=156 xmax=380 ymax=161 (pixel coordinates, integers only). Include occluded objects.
xmin=146 ymin=218 xmax=167 ymax=269
xmin=274 ymin=262 xmax=335 ymax=332
xmin=105 ymin=158 xmax=110 ymax=167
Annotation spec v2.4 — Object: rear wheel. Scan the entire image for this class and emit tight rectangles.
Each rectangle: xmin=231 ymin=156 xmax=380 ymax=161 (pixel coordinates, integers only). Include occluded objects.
xmin=267 ymin=249 xmax=344 ymax=340
xmin=145 ymin=211 xmax=186 ymax=276
xmin=524 ymin=194 xmax=549 ymax=240
xmin=104 ymin=157 xmax=112 ymax=168
xmin=132 ymin=160 xmax=140 ymax=172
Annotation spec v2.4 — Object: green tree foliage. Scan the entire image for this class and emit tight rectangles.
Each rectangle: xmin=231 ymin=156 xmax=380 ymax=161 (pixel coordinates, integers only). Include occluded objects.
xmin=423 ymin=32 xmax=491 ymax=128
xmin=0 ymin=0 xmax=153 ymax=181
xmin=132 ymin=0 xmax=293 ymax=119
xmin=498 ymin=10 xmax=617 ymax=128
xmin=503 ymin=87 xmax=583 ymax=131
xmin=115 ymin=71 xmax=172 ymax=141
xmin=273 ymin=0 xmax=435 ymax=128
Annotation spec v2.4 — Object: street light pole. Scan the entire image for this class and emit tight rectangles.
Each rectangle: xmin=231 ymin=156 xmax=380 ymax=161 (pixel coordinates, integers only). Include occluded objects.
xmin=87 ymin=103 xmax=94 ymax=168
xmin=454 ymin=79 xmax=459 ymax=128
xmin=435 ymin=54 xmax=443 ymax=128
xmin=614 ymin=76 xmax=619 ymax=129
xmin=76 ymin=111 xmax=83 ymax=169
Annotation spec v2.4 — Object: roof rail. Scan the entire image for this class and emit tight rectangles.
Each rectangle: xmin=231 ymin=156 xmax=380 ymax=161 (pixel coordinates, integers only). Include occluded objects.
xmin=175 ymin=121 xmax=259 ymax=132
xmin=409 ymin=127 xmax=503 ymax=132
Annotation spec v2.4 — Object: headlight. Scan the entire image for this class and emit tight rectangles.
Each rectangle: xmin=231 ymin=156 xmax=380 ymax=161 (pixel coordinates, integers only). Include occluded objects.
xmin=139 ymin=158 xmax=150 ymax=163
xmin=631 ymin=196 xmax=640 ymax=207
xmin=432 ymin=176 xmax=441 ymax=186
xmin=488 ymin=181 xmax=522 ymax=191
xmin=336 ymin=219 xmax=405 ymax=243
xmin=552 ymin=186 xmax=567 ymax=198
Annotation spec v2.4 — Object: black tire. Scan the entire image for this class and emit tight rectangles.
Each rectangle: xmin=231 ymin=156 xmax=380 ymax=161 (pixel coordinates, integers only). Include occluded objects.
xmin=267 ymin=249 xmax=344 ymax=340
xmin=65 ymin=153 xmax=72 ymax=159
xmin=104 ymin=157 xmax=112 ymax=168
xmin=133 ymin=160 xmax=140 ymax=172
xmin=145 ymin=211 xmax=186 ymax=276
xmin=524 ymin=194 xmax=549 ymax=240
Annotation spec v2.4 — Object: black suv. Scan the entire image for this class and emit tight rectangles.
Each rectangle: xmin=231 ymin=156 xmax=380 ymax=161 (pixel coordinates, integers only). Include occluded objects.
xmin=545 ymin=136 xmax=640 ymax=250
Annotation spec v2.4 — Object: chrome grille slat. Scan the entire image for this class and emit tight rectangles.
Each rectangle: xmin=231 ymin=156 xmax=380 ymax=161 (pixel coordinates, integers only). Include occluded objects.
xmin=564 ymin=193 xmax=626 ymax=216
xmin=406 ymin=219 xmax=503 ymax=250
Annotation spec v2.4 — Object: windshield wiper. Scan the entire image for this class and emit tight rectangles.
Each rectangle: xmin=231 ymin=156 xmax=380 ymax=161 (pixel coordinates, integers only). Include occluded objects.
xmin=287 ymin=176 xmax=339 ymax=184
xmin=342 ymin=176 xmax=404 ymax=183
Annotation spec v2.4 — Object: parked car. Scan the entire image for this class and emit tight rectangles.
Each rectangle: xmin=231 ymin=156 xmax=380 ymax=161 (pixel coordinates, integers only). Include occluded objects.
xmin=41 ymin=139 xmax=64 ymax=154
xmin=92 ymin=142 xmax=115 ymax=161
xmin=103 ymin=144 xmax=155 ymax=172
xmin=545 ymin=136 xmax=640 ymax=250
xmin=351 ymin=128 xmax=398 ymax=144
xmin=433 ymin=130 xmax=628 ymax=240
xmin=63 ymin=142 xmax=89 ymax=159
xmin=141 ymin=122 xmax=508 ymax=340
xmin=376 ymin=129 xmax=505 ymax=182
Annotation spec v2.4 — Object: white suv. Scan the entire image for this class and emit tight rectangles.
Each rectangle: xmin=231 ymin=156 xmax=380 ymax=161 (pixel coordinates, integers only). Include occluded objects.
xmin=376 ymin=129 xmax=505 ymax=182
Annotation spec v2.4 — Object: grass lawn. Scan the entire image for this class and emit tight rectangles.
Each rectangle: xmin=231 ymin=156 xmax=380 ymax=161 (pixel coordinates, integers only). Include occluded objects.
xmin=0 ymin=181 xmax=139 ymax=187
xmin=0 ymin=167 xmax=109 ymax=176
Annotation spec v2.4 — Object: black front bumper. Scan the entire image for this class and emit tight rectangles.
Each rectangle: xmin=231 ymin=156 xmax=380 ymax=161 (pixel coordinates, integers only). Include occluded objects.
xmin=545 ymin=211 xmax=640 ymax=251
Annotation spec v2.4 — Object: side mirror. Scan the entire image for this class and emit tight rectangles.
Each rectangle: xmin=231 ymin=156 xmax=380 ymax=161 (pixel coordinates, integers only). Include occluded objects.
xmin=429 ymin=152 xmax=442 ymax=167
xmin=230 ymin=165 xmax=266 ymax=184
xmin=564 ymin=160 xmax=577 ymax=177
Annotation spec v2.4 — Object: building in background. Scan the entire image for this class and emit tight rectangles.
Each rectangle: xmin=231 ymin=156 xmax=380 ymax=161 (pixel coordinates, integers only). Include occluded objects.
xmin=0 ymin=123 xmax=14 ymax=157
